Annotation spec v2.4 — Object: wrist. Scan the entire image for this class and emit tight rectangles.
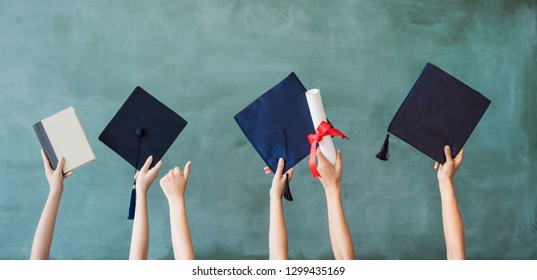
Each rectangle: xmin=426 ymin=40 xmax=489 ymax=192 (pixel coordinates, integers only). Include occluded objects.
xmin=135 ymin=184 xmax=149 ymax=195
xmin=438 ymin=179 xmax=455 ymax=190
xmin=135 ymin=190 xmax=148 ymax=198
xmin=270 ymin=191 xmax=283 ymax=201
xmin=324 ymin=186 xmax=341 ymax=200
xmin=439 ymin=181 xmax=456 ymax=196
xmin=269 ymin=186 xmax=284 ymax=199
xmin=167 ymin=195 xmax=185 ymax=206
xmin=48 ymin=187 xmax=63 ymax=198
xmin=438 ymin=176 xmax=454 ymax=185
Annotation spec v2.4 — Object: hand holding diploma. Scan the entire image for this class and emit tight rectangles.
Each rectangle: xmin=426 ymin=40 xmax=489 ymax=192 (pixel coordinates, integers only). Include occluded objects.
xmin=305 ymin=89 xmax=348 ymax=179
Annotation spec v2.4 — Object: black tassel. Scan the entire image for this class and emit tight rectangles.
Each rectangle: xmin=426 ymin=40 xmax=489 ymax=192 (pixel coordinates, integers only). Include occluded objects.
xmin=281 ymin=129 xmax=293 ymax=201
xmin=283 ymin=173 xmax=293 ymax=201
xmin=376 ymin=133 xmax=390 ymax=161
xmin=127 ymin=187 xmax=136 ymax=220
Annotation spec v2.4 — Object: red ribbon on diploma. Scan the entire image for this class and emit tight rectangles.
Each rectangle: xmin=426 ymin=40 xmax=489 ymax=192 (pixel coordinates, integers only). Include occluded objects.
xmin=307 ymin=121 xmax=349 ymax=180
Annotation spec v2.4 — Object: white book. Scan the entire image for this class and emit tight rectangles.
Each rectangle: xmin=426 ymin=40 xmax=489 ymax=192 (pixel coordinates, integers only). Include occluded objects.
xmin=33 ymin=107 xmax=96 ymax=173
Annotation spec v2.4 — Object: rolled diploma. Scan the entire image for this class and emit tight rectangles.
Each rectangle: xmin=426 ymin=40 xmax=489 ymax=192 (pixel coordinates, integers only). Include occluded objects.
xmin=305 ymin=88 xmax=337 ymax=164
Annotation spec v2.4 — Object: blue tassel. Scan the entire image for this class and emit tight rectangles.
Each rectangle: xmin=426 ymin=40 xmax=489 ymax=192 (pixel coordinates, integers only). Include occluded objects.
xmin=129 ymin=129 xmax=143 ymax=220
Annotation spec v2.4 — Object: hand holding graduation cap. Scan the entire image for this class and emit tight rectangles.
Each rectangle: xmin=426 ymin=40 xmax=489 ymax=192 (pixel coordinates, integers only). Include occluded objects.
xmin=266 ymin=158 xmax=294 ymax=199
xmin=266 ymin=158 xmax=293 ymax=260
xmin=135 ymin=156 xmax=163 ymax=195
xmin=434 ymin=145 xmax=464 ymax=186
xmin=434 ymin=145 xmax=466 ymax=260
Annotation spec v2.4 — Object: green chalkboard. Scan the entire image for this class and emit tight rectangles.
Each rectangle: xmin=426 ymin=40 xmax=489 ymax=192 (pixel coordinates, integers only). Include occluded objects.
xmin=0 ymin=0 xmax=536 ymax=259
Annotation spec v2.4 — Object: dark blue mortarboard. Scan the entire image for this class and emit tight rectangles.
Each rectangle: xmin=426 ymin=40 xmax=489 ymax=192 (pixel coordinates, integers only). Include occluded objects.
xmin=99 ymin=86 xmax=187 ymax=219
xmin=377 ymin=62 xmax=491 ymax=164
xmin=234 ymin=72 xmax=315 ymax=201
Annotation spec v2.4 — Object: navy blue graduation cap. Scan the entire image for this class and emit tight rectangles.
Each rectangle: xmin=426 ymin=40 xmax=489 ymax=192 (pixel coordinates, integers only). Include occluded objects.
xmin=234 ymin=72 xmax=315 ymax=201
xmin=99 ymin=86 xmax=187 ymax=219
xmin=376 ymin=62 xmax=491 ymax=163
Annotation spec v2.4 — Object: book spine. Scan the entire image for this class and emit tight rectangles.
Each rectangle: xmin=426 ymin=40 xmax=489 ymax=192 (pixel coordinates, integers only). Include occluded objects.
xmin=33 ymin=121 xmax=59 ymax=170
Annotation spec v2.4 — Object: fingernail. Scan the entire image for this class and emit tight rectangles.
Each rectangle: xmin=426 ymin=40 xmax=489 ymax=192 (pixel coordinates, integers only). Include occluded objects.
xmin=445 ymin=145 xmax=450 ymax=150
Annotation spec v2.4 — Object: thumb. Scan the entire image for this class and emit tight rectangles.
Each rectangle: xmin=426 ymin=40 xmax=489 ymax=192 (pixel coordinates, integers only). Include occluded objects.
xmin=152 ymin=160 xmax=163 ymax=173
xmin=316 ymin=148 xmax=328 ymax=165
xmin=141 ymin=155 xmax=153 ymax=172
xmin=335 ymin=149 xmax=342 ymax=170
xmin=443 ymin=145 xmax=453 ymax=164
xmin=56 ymin=157 xmax=66 ymax=174
xmin=275 ymin=158 xmax=285 ymax=176
xmin=454 ymin=147 xmax=464 ymax=165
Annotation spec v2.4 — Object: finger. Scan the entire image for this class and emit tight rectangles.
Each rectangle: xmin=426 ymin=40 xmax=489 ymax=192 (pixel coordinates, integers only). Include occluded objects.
xmin=265 ymin=170 xmax=272 ymax=174
xmin=434 ymin=162 xmax=439 ymax=170
xmin=134 ymin=171 xmax=139 ymax=179
xmin=286 ymin=167 xmax=294 ymax=181
xmin=183 ymin=161 xmax=191 ymax=180
xmin=335 ymin=149 xmax=343 ymax=170
xmin=152 ymin=160 xmax=163 ymax=173
xmin=174 ymin=166 xmax=181 ymax=174
xmin=454 ymin=147 xmax=464 ymax=165
xmin=141 ymin=156 xmax=153 ymax=172
xmin=275 ymin=158 xmax=285 ymax=176
xmin=316 ymin=148 xmax=328 ymax=165
xmin=443 ymin=145 xmax=453 ymax=163
xmin=41 ymin=149 xmax=53 ymax=174
xmin=55 ymin=157 xmax=66 ymax=174
xmin=63 ymin=171 xmax=73 ymax=179
xmin=263 ymin=166 xmax=271 ymax=171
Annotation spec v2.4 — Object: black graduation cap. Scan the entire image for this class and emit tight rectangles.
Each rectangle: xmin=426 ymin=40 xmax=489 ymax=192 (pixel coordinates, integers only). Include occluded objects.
xmin=99 ymin=86 xmax=187 ymax=219
xmin=376 ymin=62 xmax=491 ymax=163
xmin=234 ymin=72 xmax=315 ymax=201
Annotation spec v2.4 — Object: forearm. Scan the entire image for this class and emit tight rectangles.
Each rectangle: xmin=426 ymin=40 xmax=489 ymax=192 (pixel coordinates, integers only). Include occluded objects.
xmin=269 ymin=195 xmax=288 ymax=260
xmin=129 ymin=192 xmax=149 ymax=260
xmin=439 ymin=181 xmax=466 ymax=260
xmin=30 ymin=191 xmax=62 ymax=260
xmin=325 ymin=188 xmax=355 ymax=260
xmin=169 ymin=198 xmax=194 ymax=260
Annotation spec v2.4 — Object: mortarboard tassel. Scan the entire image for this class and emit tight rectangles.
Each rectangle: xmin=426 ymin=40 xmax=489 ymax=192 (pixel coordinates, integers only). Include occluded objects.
xmin=127 ymin=187 xmax=136 ymax=219
xmin=283 ymin=173 xmax=293 ymax=201
xmin=282 ymin=129 xmax=293 ymax=201
xmin=128 ymin=128 xmax=143 ymax=220
xmin=376 ymin=133 xmax=390 ymax=161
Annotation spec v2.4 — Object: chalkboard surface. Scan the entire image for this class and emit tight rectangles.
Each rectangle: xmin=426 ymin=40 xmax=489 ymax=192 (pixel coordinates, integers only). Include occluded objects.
xmin=0 ymin=0 xmax=535 ymax=259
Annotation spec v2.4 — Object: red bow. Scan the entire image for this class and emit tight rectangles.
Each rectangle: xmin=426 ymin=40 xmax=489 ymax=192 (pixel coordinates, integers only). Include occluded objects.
xmin=307 ymin=121 xmax=349 ymax=179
